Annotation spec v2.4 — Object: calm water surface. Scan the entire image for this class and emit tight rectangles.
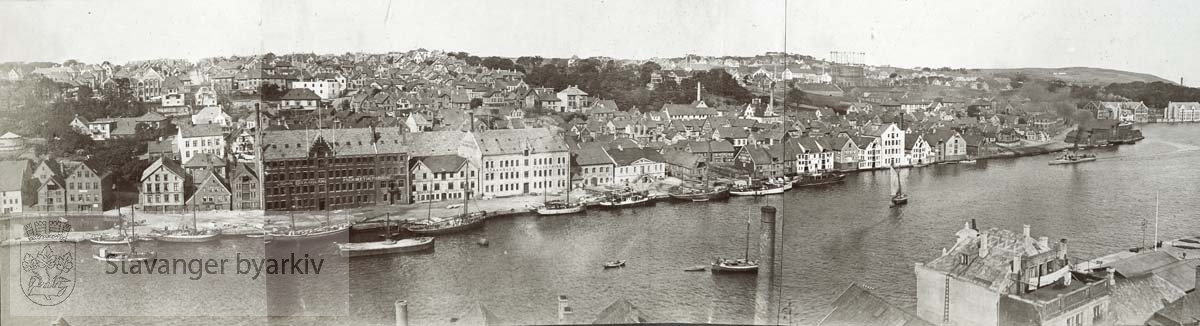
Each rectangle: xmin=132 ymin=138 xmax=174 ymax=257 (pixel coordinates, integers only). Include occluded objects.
xmin=3 ymin=124 xmax=1199 ymax=325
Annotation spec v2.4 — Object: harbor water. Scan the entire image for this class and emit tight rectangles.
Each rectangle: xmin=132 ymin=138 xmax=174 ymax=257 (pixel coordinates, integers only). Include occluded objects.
xmin=3 ymin=124 xmax=1199 ymax=325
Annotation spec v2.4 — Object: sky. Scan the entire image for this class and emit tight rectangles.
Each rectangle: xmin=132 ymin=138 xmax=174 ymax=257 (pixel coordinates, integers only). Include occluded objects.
xmin=2 ymin=0 xmax=1198 ymax=86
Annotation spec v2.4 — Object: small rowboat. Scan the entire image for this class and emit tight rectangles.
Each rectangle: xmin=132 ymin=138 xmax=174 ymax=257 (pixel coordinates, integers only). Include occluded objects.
xmin=603 ymin=260 xmax=626 ymax=268
xmin=684 ymin=266 xmax=706 ymax=272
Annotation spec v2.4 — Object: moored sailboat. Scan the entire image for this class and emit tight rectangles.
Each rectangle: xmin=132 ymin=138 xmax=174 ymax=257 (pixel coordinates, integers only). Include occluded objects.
xmin=890 ymin=164 xmax=909 ymax=206
xmin=405 ymin=182 xmax=487 ymax=235
xmin=536 ymin=171 xmax=585 ymax=215
xmin=596 ymin=189 xmax=653 ymax=207
xmin=791 ymin=171 xmax=847 ymax=187
xmin=712 ymin=210 xmax=759 ymax=273
xmin=93 ymin=214 xmax=155 ymax=262
xmin=337 ymin=214 xmax=435 ymax=257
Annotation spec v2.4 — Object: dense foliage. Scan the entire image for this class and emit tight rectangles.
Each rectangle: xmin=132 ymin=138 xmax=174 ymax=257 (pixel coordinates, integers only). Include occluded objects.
xmin=1103 ymin=81 xmax=1200 ymax=108
xmin=522 ymin=58 xmax=753 ymax=112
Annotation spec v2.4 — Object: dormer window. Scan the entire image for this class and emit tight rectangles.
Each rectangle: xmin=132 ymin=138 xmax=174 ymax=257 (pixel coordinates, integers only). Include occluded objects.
xmin=958 ymin=253 xmax=969 ymax=265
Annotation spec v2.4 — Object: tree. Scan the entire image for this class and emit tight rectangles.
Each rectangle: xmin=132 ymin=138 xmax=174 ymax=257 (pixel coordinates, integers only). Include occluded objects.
xmin=469 ymin=98 xmax=483 ymax=109
xmin=481 ymin=57 xmax=517 ymax=71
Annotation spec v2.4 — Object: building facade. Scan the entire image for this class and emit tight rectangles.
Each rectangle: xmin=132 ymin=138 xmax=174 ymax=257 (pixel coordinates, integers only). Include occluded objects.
xmin=260 ymin=127 xmax=410 ymax=211
xmin=914 ymin=223 xmax=1112 ymax=326
xmin=473 ymin=128 xmax=570 ymax=198
xmin=178 ymin=123 xmax=227 ymax=163
xmin=409 ymin=155 xmax=478 ymax=203
xmin=139 ymin=158 xmax=189 ymax=212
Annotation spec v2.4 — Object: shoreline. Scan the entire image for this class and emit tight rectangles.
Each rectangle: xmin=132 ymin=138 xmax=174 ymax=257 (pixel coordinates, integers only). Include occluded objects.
xmin=0 ymin=137 xmax=1126 ymax=246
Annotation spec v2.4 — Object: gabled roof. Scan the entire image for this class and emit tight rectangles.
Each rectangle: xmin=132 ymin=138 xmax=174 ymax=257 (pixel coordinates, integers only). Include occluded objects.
xmin=183 ymin=153 xmax=227 ymax=169
xmin=817 ymin=283 xmax=934 ymax=326
xmin=413 ymin=155 xmax=467 ymax=173
xmin=141 ymin=157 xmax=187 ymax=182
xmin=606 ymin=146 xmax=664 ymax=167
xmin=592 ymin=298 xmax=648 ymax=324
xmin=280 ymin=88 xmax=321 ymax=100
xmin=476 ymin=128 xmax=567 ymax=156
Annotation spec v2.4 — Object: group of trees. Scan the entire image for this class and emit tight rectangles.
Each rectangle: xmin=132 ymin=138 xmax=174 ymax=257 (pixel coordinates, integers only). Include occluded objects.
xmin=0 ymin=77 xmax=166 ymax=189
xmin=522 ymin=58 xmax=753 ymax=112
xmin=1102 ymin=81 xmax=1200 ymax=109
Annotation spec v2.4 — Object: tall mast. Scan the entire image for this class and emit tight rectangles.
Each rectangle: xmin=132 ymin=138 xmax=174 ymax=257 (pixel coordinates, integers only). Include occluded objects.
xmin=744 ymin=210 xmax=751 ymax=261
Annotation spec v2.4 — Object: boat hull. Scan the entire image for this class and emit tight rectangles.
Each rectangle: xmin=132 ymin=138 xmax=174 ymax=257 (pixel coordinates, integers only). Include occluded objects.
xmin=597 ymin=197 xmax=653 ymax=208
xmin=405 ymin=218 xmax=485 ymax=236
xmin=158 ymin=233 xmax=221 ymax=243
xmin=730 ymin=187 xmax=786 ymax=196
xmin=336 ymin=237 xmax=435 ymax=257
xmin=536 ymin=205 xmax=586 ymax=215
xmin=710 ymin=263 xmax=759 ymax=273
xmin=792 ymin=174 xmax=847 ymax=188
xmin=88 ymin=238 xmax=132 ymax=245
xmin=267 ymin=227 xmax=351 ymax=243
xmin=1049 ymin=157 xmax=1097 ymax=165
xmin=669 ymin=189 xmax=730 ymax=201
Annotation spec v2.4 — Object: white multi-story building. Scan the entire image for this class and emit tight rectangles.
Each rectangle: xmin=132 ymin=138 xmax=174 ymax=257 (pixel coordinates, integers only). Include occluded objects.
xmin=905 ymin=134 xmax=932 ymax=165
xmin=608 ymin=146 xmax=666 ymax=185
xmin=556 ymin=85 xmax=589 ymax=113
xmin=471 ymin=128 xmax=570 ymax=197
xmin=290 ymin=79 xmax=344 ymax=100
xmin=0 ymin=160 xmax=32 ymax=214
xmin=140 ymin=158 xmax=189 ymax=212
xmin=177 ymin=123 xmax=226 ymax=163
xmin=866 ymin=123 xmax=907 ymax=167
xmin=1164 ymin=101 xmax=1200 ymax=122
xmin=409 ymin=155 xmax=479 ymax=203
xmin=790 ymin=137 xmax=835 ymax=173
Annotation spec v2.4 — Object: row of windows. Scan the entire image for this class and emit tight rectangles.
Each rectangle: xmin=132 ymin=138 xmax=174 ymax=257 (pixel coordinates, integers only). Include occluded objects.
xmin=582 ymin=166 xmax=610 ymax=174
xmin=144 ymin=182 xmax=181 ymax=193
xmin=485 ymin=169 xmax=563 ymax=180
xmin=418 ymin=170 xmax=474 ymax=180
xmin=484 ymin=180 xmax=565 ymax=193
xmin=68 ymin=182 xmax=100 ymax=190
xmin=267 ymin=155 xmax=401 ymax=168
xmin=266 ymin=181 xmax=384 ymax=196
xmin=414 ymin=181 xmax=475 ymax=192
xmin=484 ymin=157 xmax=565 ymax=169
xmin=145 ymin=193 xmax=182 ymax=204
xmin=265 ymin=194 xmax=373 ymax=209
xmin=184 ymin=138 xmax=221 ymax=148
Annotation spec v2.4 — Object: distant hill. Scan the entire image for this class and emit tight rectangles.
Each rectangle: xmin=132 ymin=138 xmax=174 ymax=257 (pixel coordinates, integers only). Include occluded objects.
xmin=978 ymin=67 xmax=1173 ymax=86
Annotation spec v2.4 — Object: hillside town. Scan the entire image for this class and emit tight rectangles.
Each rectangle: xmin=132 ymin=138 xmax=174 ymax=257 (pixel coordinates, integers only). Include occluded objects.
xmin=2 ymin=49 xmax=1199 ymax=326
xmin=1 ymin=50 xmax=1188 ymax=215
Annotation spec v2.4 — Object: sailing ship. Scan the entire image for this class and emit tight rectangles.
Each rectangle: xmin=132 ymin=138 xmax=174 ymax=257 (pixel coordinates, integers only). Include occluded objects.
xmin=405 ymin=182 xmax=487 ymax=235
xmin=890 ymin=164 xmax=909 ymax=206
xmin=729 ymin=177 xmax=789 ymax=196
xmin=336 ymin=214 xmax=435 ymax=257
xmin=791 ymin=171 xmax=847 ymax=188
xmin=89 ymin=204 xmax=144 ymax=245
xmin=669 ymin=185 xmax=730 ymax=202
xmin=157 ymin=208 xmax=220 ymax=243
xmin=536 ymin=171 xmax=585 ymax=215
xmin=596 ymin=188 xmax=653 ymax=207
xmin=712 ymin=210 xmax=758 ymax=273
xmin=93 ymin=214 xmax=155 ymax=262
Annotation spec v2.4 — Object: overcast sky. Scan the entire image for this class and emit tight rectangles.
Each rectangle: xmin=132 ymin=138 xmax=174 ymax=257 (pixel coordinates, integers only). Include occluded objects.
xmin=2 ymin=0 xmax=1197 ymax=86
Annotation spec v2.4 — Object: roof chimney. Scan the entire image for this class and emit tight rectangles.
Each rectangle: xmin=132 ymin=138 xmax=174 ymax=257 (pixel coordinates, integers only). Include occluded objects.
xmin=1038 ymin=236 xmax=1049 ymax=250
xmin=970 ymin=219 xmax=977 ymax=231
xmin=1023 ymin=224 xmax=1031 ymax=239
xmin=979 ymin=231 xmax=990 ymax=258
xmin=1057 ymin=239 xmax=1068 ymax=261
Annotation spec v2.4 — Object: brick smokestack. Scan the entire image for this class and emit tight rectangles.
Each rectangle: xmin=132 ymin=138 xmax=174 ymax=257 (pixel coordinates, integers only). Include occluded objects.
xmin=1058 ymin=239 xmax=1068 ymax=261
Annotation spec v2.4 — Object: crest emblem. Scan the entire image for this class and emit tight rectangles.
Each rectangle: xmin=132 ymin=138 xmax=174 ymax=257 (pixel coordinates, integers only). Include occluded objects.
xmin=18 ymin=220 xmax=76 ymax=306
